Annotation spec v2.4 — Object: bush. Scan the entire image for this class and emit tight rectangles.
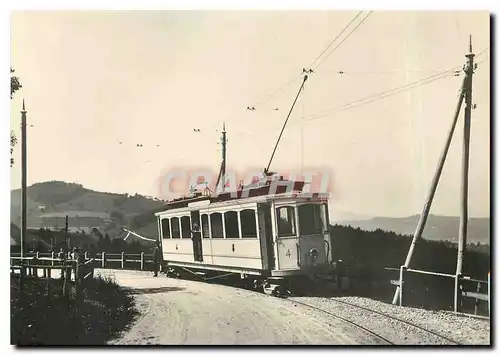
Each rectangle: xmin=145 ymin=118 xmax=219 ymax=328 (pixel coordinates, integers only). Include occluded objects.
xmin=11 ymin=274 xmax=139 ymax=345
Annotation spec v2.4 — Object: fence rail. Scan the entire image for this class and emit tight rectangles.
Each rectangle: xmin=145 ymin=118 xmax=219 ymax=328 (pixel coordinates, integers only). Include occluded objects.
xmin=385 ymin=266 xmax=490 ymax=317
xmin=10 ymin=249 xmax=162 ymax=300
xmin=10 ymin=251 xmax=157 ymax=272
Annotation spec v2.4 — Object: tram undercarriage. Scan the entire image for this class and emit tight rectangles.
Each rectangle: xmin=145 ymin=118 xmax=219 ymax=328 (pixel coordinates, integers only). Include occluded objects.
xmin=160 ymin=261 xmax=349 ymax=297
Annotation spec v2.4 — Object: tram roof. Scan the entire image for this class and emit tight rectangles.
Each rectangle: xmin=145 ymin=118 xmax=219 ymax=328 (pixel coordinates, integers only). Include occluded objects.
xmin=155 ymin=191 xmax=329 ymax=217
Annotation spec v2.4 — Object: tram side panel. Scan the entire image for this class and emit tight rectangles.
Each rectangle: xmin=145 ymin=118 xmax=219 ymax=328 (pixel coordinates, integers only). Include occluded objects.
xmin=210 ymin=239 xmax=263 ymax=269
xmin=162 ymin=238 xmax=195 ymax=263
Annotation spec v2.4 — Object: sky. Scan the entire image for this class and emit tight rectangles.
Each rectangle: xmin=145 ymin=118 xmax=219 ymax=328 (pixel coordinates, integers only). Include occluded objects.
xmin=9 ymin=10 xmax=490 ymax=218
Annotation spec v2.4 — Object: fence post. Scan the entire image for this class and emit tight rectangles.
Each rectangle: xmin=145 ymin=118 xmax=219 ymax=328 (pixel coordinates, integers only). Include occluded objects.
xmin=51 ymin=252 xmax=55 ymax=266
xmin=74 ymin=261 xmax=80 ymax=298
xmin=62 ymin=266 xmax=68 ymax=298
xmin=19 ymin=266 xmax=25 ymax=295
xmin=27 ymin=259 xmax=32 ymax=276
xmin=140 ymin=252 xmax=144 ymax=270
xmin=102 ymin=252 xmax=106 ymax=268
xmin=399 ymin=266 xmax=406 ymax=307
xmin=121 ymin=252 xmax=125 ymax=269
xmin=474 ymin=281 xmax=481 ymax=315
xmin=47 ymin=268 xmax=51 ymax=301
xmin=33 ymin=253 xmax=39 ymax=278
xmin=454 ymin=274 xmax=462 ymax=313
xmin=84 ymin=251 xmax=88 ymax=260
xmin=488 ymin=271 xmax=490 ymax=317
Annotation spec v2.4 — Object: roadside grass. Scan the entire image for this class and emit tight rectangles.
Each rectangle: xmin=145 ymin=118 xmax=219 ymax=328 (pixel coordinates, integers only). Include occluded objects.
xmin=10 ymin=274 xmax=139 ymax=345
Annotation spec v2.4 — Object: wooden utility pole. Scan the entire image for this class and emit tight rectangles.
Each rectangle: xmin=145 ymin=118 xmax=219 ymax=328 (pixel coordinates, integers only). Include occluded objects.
xmin=20 ymin=99 xmax=27 ymax=259
xmin=65 ymin=215 xmax=69 ymax=250
xmin=215 ymin=122 xmax=227 ymax=193
xmin=221 ymin=122 xmax=227 ymax=193
xmin=454 ymin=36 xmax=475 ymax=312
xmin=392 ymin=38 xmax=474 ymax=305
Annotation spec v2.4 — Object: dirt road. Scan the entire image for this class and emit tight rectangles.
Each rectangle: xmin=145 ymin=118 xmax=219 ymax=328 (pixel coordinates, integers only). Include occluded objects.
xmin=98 ymin=270 xmax=384 ymax=345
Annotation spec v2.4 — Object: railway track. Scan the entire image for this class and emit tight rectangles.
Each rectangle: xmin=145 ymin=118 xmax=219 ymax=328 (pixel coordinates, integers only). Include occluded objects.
xmin=284 ymin=298 xmax=394 ymax=345
xmin=288 ymin=297 xmax=461 ymax=345
xmin=162 ymin=270 xmax=462 ymax=345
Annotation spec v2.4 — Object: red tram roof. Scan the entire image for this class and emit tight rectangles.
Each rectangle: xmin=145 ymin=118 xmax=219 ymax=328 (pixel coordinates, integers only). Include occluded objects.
xmin=164 ymin=178 xmax=307 ymax=210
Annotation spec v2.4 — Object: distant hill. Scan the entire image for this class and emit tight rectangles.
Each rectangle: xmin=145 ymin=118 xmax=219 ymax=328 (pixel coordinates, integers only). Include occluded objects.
xmin=339 ymin=214 xmax=490 ymax=245
xmin=10 ymin=181 xmax=165 ymax=242
xmin=328 ymin=207 xmax=373 ymax=223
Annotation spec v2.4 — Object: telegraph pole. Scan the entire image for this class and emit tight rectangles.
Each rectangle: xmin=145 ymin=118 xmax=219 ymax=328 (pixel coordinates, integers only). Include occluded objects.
xmin=454 ymin=36 xmax=475 ymax=312
xmin=392 ymin=38 xmax=473 ymax=306
xmin=65 ymin=215 xmax=69 ymax=250
xmin=20 ymin=99 xmax=27 ymax=259
xmin=215 ymin=122 xmax=227 ymax=193
xmin=221 ymin=122 xmax=227 ymax=193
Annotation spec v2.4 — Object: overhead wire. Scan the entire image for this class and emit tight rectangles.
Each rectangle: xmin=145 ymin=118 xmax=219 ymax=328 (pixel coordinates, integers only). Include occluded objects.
xmin=252 ymin=11 xmax=367 ymax=109
xmin=192 ymin=11 xmax=373 ymax=134
xmin=301 ymin=45 xmax=490 ymax=122
xmin=303 ymin=67 xmax=460 ymax=122
xmin=313 ymin=11 xmax=373 ymax=71
xmin=307 ymin=10 xmax=365 ymax=69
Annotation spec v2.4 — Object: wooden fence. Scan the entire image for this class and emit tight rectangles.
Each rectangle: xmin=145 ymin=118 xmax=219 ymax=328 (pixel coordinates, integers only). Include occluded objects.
xmin=10 ymin=251 xmax=159 ymax=301
xmin=386 ymin=266 xmax=490 ymax=318
xmin=11 ymin=251 xmax=156 ymax=271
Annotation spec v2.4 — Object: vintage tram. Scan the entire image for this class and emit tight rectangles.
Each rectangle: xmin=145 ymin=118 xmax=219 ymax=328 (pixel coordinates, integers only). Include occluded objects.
xmin=156 ymin=174 xmax=340 ymax=295
xmin=155 ymin=76 xmax=344 ymax=295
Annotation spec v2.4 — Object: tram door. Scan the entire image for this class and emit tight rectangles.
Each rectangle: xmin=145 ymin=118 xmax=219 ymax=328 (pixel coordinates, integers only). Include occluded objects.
xmin=190 ymin=210 xmax=203 ymax=262
xmin=258 ymin=203 xmax=275 ymax=270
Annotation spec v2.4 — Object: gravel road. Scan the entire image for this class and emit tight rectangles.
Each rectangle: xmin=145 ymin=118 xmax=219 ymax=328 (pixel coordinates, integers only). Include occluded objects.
xmin=97 ymin=270 xmax=383 ymax=345
xmin=97 ymin=270 xmax=490 ymax=346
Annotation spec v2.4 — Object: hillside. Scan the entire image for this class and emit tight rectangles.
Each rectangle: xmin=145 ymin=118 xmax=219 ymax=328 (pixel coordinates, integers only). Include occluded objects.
xmin=10 ymin=181 xmax=165 ymax=240
xmin=340 ymin=214 xmax=490 ymax=245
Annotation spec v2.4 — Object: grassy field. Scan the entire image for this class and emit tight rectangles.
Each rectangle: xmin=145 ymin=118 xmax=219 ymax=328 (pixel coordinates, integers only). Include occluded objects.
xmin=10 ymin=273 xmax=139 ymax=345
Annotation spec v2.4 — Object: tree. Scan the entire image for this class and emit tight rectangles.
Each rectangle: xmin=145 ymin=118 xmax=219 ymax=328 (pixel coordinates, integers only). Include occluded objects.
xmin=11 ymin=68 xmax=22 ymax=167
xmin=110 ymin=210 xmax=125 ymax=223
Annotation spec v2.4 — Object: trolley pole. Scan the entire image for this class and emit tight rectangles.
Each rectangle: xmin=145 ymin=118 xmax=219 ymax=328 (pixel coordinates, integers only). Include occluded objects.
xmin=454 ymin=36 xmax=475 ymax=312
xmin=20 ymin=99 xmax=27 ymax=259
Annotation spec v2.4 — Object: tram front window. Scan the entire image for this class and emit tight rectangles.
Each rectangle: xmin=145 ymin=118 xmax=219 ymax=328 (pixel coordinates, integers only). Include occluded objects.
xmin=298 ymin=204 xmax=322 ymax=235
xmin=276 ymin=206 xmax=296 ymax=237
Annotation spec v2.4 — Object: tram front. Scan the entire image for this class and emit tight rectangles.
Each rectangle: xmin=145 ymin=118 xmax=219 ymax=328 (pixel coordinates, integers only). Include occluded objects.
xmin=273 ymin=197 xmax=332 ymax=275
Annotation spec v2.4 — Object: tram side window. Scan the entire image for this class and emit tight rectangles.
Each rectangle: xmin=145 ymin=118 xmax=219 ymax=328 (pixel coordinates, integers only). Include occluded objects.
xmin=276 ymin=206 xmax=296 ymax=236
xmin=298 ymin=204 xmax=322 ymax=235
xmin=161 ymin=218 xmax=171 ymax=238
xmin=171 ymin=217 xmax=180 ymax=239
xmin=224 ymin=211 xmax=240 ymax=238
xmin=210 ymin=213 xmax=223 ymax=238
xmin=201 ymin=214 xmax=210 ymax=238
xmin=240 ymin=209 xmax=257 ymax=238
xmin=181 ymin=216 xmax=191 ymax=238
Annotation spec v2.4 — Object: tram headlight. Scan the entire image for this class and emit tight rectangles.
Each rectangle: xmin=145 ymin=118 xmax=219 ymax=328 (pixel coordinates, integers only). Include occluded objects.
xmin=309 ymin=248 xmax=319 ymax=264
